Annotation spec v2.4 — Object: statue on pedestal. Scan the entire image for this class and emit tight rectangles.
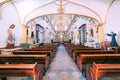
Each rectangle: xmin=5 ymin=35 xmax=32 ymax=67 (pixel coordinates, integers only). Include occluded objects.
xmin=6 ymin=24 xmax=16 ymax=48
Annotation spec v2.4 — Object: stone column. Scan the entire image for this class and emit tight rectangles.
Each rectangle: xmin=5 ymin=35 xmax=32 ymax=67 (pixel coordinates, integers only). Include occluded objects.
xmin=21 ymin=25 xmax=27 ymax=43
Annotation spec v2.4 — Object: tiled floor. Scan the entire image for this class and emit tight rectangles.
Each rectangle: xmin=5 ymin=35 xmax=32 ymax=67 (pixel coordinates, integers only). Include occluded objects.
xmin=43 ymin=45 xmax=86 ymax=80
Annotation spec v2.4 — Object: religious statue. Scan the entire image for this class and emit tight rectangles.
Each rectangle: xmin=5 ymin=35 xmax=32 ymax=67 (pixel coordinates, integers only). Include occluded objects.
xmin=107 ymin=31 xmax=118 ymax=46
xmin=89 ymin=27 xmax=93 ymax=37
xmin=31 ymin=21 xmax=36 ymax=38
xmin=88 ymin=20 xmax=95 ymax=37
xmin=6 ymin=24 xmax=16 ymax=48
xmin=7 ymin=24 xmax=15 ymax=44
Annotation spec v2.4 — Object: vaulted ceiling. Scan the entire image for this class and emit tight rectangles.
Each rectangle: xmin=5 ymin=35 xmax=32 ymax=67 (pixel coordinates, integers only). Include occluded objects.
xmin=0 ymin=0 xmax=119 ymax=33
xmin=0 ymin=0 xmax=117 ymax=24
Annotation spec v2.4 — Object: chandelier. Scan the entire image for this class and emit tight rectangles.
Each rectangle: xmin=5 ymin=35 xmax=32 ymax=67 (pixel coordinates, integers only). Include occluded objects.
xmin=53 ymin=0 xmax=69 ymax=14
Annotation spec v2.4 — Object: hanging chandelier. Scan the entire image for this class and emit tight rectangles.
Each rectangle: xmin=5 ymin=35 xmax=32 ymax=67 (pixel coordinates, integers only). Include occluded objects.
xmin=53 ymin=0 xmax=69 ymax=14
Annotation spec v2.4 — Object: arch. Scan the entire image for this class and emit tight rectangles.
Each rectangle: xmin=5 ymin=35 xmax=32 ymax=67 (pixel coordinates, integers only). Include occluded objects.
xmin=104 ymin=0 xmax=115 ymax=24
xmin=25 ymin=13 xmax=100 ymax=26
xmin=23 ymin=1 xmax=102 ymax=25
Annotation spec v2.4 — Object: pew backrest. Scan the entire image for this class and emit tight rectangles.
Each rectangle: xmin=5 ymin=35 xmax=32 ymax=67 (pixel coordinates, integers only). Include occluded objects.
xmin=0 ymin=63 xmax=44 ymax=80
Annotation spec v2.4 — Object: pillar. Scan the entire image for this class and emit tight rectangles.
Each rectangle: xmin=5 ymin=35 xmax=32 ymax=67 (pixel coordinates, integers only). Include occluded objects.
xmin=98 ymin=23 xmax=105 ymax=43
xmin=21 ymin=25 xmax=27 ymax=43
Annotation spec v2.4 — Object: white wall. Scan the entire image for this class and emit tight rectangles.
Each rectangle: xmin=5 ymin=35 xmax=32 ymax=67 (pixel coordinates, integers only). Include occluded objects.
xmin=0 ymin=3 xmax=22 ymax=48
xmin=0 ymin=0 xmax=120 ymax=47
xmin=104 ymin=0 xmax=120 ymax=46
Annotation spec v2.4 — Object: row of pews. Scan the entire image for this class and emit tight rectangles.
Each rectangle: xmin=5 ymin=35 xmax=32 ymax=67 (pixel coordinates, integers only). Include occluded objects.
xmin=0 ymin=63 xmax=44 ymax=80
xmin=65 ymin=43 xmax=120 ymax=80
xmin=0 ymin=43 xmax=59 ymax=80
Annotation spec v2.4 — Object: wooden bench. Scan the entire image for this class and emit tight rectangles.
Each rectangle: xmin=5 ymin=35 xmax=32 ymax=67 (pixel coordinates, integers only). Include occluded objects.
xmin=73 ymin=50 xmax=115 ymax=61
xmin=0 ymin=55 xmax=49 ymax=70
xmin=0 ymin=63 xmax=44 ymax=80
xmin=77 ymin=54 xmax=120 ymax=72
xmin=13 ymin=50 xmax=53 ymax=60
xmin=22 ymin=43 xmax=58 ymax=58
xmin=69 ymin=47 xmax=100 ymax=53
xmin=86 ymin=62 xmax=120 ymax=80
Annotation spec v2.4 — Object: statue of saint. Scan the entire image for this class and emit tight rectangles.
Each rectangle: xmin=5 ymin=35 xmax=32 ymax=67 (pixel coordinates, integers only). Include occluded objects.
xmin=7 ymin=24 xmax=15 ymax=44
xmin=107 ymin=31 xmax=118 ymax=46
xmin=6 ymin=24 xmax=16 ymax=48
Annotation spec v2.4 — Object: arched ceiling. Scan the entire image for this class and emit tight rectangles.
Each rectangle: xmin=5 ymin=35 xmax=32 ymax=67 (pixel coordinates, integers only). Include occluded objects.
xmin=0 ymin=0 xmax=116 ymax=25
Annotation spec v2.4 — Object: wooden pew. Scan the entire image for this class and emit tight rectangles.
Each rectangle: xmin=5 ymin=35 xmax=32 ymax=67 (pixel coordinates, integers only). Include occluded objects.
xmin=73 ymin=50 xmax=115 ymax=61
xmin=65 ymin=43 xmax=90 ymax=53
xmin=0 ymin=63 xmax=44 ymax=80
xmin=86 ymin=62 xmax=120 ymax=80
xmin=118 ymin=47 xmax=120 ymax=53
xmin=69 ymin=47 xmax=100 ymax=54
xmin=23 ymin=43 xmax=58 ymax=58
xmin=13 ymin=50 xmax=53 ymax=60
xmin=69 ymin=48 xmax=101 ymax=58
xmin=65 ymin=43 xmax=101 ymax=57
xmin=24 ymin=45 xmax=58 ymax=59
xmin=0 ymin=55 xmax=49 ymax=70
xmin=77 ymin=54 xmax=120 ymax=72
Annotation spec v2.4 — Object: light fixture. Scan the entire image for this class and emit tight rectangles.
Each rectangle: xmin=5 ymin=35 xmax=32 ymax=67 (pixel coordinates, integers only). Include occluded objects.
xmin=53 ymin=0 xmax=69 ymax=14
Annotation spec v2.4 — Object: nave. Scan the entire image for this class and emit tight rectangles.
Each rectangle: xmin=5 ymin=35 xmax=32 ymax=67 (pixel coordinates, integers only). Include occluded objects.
xmin=4 ymin=44 xmax=85 ymax=80
xmin=0 ymin=0 xmax=120 ymax=80
xmin=1 ymin=43 xmax=120 ymax=80
xmin=43 ymin=45 xmax=85 ymax=80
xmin=42 ymin=44 xmax=120 ymax=80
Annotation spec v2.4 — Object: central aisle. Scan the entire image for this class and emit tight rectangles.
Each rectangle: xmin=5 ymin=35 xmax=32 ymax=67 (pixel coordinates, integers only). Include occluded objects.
xmin=43 ymin=45 xmax=86 ymax=80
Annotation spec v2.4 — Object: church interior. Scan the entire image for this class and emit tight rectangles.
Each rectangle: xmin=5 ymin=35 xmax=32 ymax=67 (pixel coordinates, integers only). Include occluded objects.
xmin=0 ymin=0 xmax=120 ymax=80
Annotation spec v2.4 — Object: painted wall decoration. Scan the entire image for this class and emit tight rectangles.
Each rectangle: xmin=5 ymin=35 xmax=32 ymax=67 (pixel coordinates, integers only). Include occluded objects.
xmin=7 ymin=24 xmax=16 ymax=44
